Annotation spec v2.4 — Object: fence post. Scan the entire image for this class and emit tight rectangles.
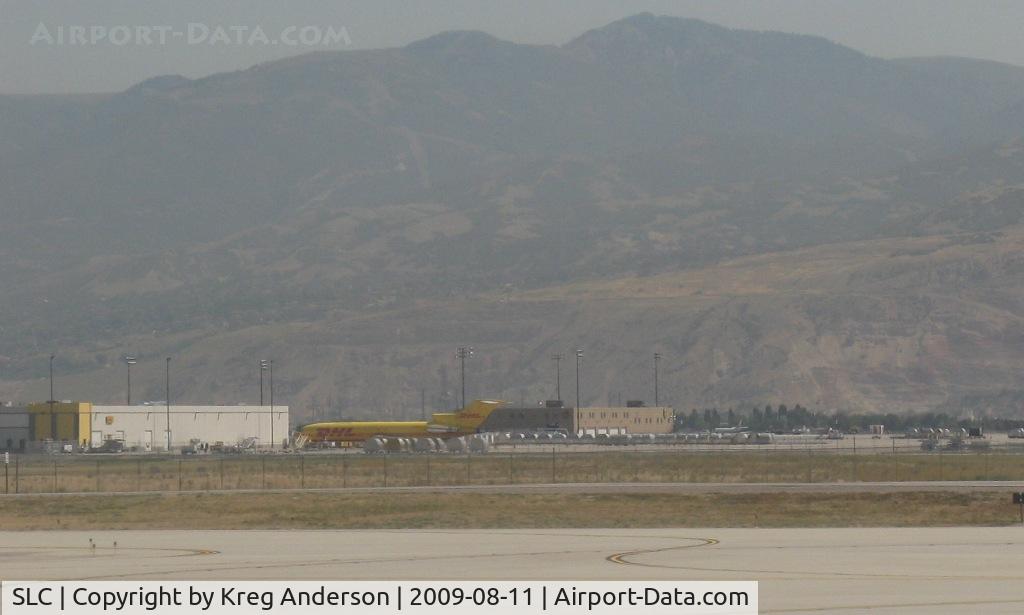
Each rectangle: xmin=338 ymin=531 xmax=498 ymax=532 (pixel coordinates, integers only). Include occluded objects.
xmin=806 ymin=447 xmax=812 ymax=483
xmin=852 ymin=437 xmax=858 ymax=482
xmin=4 ymin=459 xmax=8 ymax=494
xmin=300 ymin=455 xmax=305 ymax=489
xmin=938 ymin=448 xmax=943 ymax=481
xmin=893 ymin=440 xmax=898 ymax=482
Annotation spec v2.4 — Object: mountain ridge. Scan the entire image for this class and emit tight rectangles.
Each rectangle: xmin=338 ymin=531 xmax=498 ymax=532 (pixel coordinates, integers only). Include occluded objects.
xmin=2 ymin=15 xmax=1024 ymax=418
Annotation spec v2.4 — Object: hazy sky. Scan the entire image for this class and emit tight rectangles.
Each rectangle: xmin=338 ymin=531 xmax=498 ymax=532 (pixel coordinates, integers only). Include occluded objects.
xmin=3 ymin=0 xmax=1024 ymax=94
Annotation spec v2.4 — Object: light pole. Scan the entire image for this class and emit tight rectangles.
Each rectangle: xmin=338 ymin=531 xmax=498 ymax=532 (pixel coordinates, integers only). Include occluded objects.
xmin=575 ymin=349 xmax=583 ymax=410
xmin=456 ymin=346 xmax=473 ymax=410
xmin=260 ymin=359 xmax=270 ymax=448
xmin=49 ymin=354 xmax=55 ymax=440
xmin=124 ymin=355 xmax=136 ymax=405
xmin=259 ymin=359 xmax=267 ymax=406
xmin=552 ymin=354 xmax=563 ymax=402
xmin=165 ymin=357 xmax=171 ymax=451
xmin=269 ymin=359 xmax=275 ymax=449
xmin=654 ymin=352 xmax=661 ymax=407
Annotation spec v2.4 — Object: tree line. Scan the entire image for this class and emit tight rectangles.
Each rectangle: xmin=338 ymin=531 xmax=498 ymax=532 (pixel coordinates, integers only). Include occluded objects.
xmin=673 ymin=404 xmax=1024 ymax=433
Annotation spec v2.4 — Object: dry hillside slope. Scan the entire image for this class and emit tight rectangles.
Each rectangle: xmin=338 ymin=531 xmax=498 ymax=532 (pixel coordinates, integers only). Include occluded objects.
xmin=4 ymin=227 xmax=1020 ymax=419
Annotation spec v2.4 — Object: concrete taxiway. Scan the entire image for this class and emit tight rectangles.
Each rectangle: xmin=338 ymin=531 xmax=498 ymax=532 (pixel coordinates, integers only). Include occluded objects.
xmin=1 ymin=528 xmax=1022 ymax=614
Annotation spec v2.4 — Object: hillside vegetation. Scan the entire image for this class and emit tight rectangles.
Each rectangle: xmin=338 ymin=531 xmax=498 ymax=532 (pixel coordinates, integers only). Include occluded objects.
xmin=1 ymin=15 xmax=1024 ymax=418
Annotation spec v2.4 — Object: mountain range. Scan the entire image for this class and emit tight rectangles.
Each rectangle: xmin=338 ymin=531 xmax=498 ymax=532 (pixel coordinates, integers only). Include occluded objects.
xmin=1 ymin=14 xmax=1023 ymax=419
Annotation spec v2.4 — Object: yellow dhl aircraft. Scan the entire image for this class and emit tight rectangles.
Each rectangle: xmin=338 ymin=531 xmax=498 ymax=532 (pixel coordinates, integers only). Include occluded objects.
xmin=297 ymin=399 xmax=505 ymax=444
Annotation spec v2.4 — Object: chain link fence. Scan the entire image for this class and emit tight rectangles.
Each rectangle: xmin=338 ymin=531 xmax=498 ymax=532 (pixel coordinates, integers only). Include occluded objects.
xmin=3 ymin=443 xmax=1024 ymax=495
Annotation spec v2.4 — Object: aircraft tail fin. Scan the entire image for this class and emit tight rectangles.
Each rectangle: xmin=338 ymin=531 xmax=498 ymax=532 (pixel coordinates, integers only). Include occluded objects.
xmin=455 ymin=399 xmax=505 ymax=431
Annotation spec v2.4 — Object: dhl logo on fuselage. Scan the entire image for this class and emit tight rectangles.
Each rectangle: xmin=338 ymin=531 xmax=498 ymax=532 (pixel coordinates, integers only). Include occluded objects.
xmin=316 ymin=427 xmax=356 ymax=437
xmin=308 ymin=423 xmax=433 ymax=442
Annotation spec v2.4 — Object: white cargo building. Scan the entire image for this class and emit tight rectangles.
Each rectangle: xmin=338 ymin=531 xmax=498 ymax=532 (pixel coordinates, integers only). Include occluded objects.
xmin=88 ymin=405 xmax=289 ymax=451
xmin=0 ymin=404 xmax=30 ymax=452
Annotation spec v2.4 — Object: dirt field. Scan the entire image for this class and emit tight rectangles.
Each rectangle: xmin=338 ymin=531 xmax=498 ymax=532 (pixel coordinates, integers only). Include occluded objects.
xmin=0 ymin=489 xmax=1020 ymax=530
xmin=4 ymin=446 xmax=1023 ymax=495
